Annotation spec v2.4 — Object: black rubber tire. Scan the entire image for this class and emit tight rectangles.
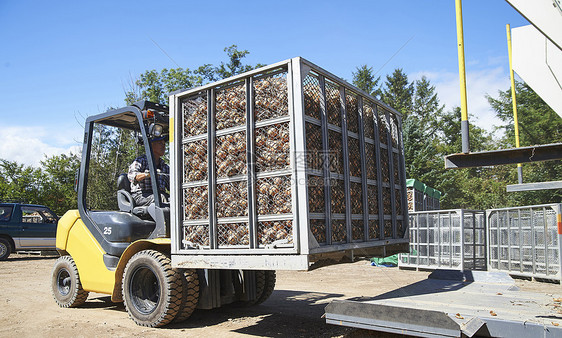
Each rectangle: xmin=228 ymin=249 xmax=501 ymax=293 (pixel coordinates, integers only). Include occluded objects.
xmin=172 ymin=269 xmax=200 ymax=323
xmin=0 ymin=238 xmax=11 ymax=261
xmin=241 ymin=270 xmax=266 ymax=306
xmin=122 ymin=250 xmax=183 ymax=327
xmin=51 ymin=256 xmax=89 ymax=308
xmin=255 ymin=270 xmax=276 ymax=305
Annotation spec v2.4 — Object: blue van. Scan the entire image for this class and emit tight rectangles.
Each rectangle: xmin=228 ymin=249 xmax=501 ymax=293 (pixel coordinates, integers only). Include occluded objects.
xmin=0 ymin=203 xmax=58 ymax=260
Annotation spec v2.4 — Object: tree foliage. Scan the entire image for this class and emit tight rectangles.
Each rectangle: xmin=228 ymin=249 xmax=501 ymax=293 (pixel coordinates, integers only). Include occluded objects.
xmin=352 ymin=65 xmax=382 ymax=99
xmin=487 ymin=81 xmax=562 ymax=204
xmin=0 ymin=154 xmax=80 ymax=216
xmin=381 ymin=68 xmax=414 ymax=117
xmin=360 ymin=66 xmax=559 ymax=210
xmin=125 ymin=45 xmax=263 ymax=105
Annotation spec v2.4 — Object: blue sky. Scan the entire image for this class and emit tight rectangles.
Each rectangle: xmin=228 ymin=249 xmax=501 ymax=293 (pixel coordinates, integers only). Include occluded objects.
xmin=0 ymin=0 xmax=528 ymax=166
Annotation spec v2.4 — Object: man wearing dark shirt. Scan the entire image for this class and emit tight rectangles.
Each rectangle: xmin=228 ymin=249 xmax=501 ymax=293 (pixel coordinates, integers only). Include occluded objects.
xmin=127 ymin=137 xmax=170 ymax=206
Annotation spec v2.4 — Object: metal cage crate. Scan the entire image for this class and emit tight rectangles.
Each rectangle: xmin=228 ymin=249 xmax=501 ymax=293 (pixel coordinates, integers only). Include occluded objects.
xmin=169 ymin=57 xmax=409 ymax=270
xmin=399 ymin=209 xmax=487 ymax=271
xmin=487 ymin=203 xmax=562 ymax=281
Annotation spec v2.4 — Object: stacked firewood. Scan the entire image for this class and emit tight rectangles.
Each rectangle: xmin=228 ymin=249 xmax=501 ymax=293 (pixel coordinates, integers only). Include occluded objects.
xmin=183 ymin=96 xmax=207 ymax=137
xmin=310 ymin=219 xmax=326 ymax=243
xmin=218 ymin=223 xmax=249 ymax=246
xmin=216 ymin=182 xmax=248 ymax=218
xmin=256 ymin=123 xmax=290 ymax=171
xmin=258 ymin=220 xmax=292 ymax=245
xmin=216 ymin=85 xmax=246 ymax=130
xmin=184 ymin=140 xmax=207 ymax=182
xmin=216 ymin=132 xmax=246 ymax=178
xmin=183 ymin=225 xmax=209 ymax=247
xmin=254 ymin=76 xmax=288 ymax=121
xmin=256 ymin=176 xmax=291 ymax=215
xmin=184 ymin=186 xmax=208 ymax=219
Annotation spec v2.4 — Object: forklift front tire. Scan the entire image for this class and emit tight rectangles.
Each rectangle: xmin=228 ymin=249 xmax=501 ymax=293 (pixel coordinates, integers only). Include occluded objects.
xmin=51 ymin=255 xmax=89 ymax=308
xmin=122 ymin=250 xmax=183 ymax=327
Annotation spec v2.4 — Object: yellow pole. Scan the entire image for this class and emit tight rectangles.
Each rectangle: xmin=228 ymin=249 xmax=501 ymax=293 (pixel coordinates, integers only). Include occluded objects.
xmin=506 ymin=24 xmax=523 ymax=183
xmin=455 ymin=0 xmax=470 ymax=153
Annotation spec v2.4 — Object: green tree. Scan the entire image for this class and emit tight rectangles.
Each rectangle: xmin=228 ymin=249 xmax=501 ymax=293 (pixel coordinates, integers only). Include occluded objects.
xmin=488 ymin=81 xmax=562 ymax=147
xmin=126 ymin=68 xmax=197 ymax=105
xmin=126 ymin=45 xmax=263 ymax=105
xmin=487 ymin=80 xmax=562 ymax=205
xmin=381 ymin=68 xmax=414 ymax=117
xmin=214 ymin=45 xmax=265 ymax=79
xmin=402 ymin=116 xmax=440 ymax=185
xmin=412 ymin=76 xmax=444 ymax=136
xmin=436 ymin=107 xmax=494 ymax=155
xmin=38 ymin=153 xmax=80 ymax=215
xmin=0 ymin=159 xmax=42 ymax=204
xmin=352 ymin=65 xmax=382 ymax=99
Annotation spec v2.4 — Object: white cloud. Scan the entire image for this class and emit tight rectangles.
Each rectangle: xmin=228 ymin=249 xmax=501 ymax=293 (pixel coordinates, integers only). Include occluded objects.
xmin=411 ymin=67 xmax=510 ymax=135
xmin=0 ymin=125 xmax=82 ymax=167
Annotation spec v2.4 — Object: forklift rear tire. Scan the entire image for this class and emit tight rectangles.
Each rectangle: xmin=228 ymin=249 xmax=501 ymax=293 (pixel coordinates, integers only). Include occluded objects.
xmin=172 ymin=269 xmax=200 ymax=323
xmin=122 ymin=250 xmax=183 ymax=327
xmin=255 ymin=270 xmax=276 ymax=305
xmin=0 ymin=238 xmax=11 ymax=261
xmin=51 ymin=256 xmax=89 ymax=308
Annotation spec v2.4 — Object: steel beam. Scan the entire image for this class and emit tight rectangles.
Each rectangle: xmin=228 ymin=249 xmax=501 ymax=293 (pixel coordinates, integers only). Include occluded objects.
xmin=445 ymin=143 xmax=562 ymax=169
xmin=506 ymin=180 xmax=562 ymax=192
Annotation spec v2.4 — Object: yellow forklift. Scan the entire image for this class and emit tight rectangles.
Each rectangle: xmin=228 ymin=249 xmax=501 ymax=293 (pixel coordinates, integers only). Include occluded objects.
xmin=51 ymin=101 xmax=274 ymax=327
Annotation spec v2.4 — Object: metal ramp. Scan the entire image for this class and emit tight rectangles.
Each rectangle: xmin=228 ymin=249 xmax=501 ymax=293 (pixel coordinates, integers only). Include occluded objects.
xmin=324 ymin=270 xmax=562 ymax=337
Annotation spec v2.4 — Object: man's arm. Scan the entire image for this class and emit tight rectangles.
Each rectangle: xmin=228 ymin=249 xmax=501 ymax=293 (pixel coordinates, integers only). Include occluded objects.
xmin=128 ymin=157 xmax=147 ymax=183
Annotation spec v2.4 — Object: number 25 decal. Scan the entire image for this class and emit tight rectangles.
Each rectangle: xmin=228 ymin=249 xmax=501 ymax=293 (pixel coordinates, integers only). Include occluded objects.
xmin=104 ymin=227 xmax=112 ymax=235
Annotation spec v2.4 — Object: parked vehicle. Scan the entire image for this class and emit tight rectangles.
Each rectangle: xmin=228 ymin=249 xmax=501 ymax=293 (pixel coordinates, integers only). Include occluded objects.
xmin=0 ymin=203 xmax=58 ymax=260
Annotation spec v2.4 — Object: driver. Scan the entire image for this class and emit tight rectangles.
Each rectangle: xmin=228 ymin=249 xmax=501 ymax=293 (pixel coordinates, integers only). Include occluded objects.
xmin=127 ymin=136 xmax=170 ymax=206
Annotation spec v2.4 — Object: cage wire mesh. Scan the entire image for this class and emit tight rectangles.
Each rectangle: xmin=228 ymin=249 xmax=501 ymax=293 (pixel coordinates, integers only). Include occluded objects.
xmin=218 ymin=222 xmax=249 ymax=247
xmin=346 ymin=92 xmax=359 ymax=134
xmin=258 ymin=220 xmax=293 ymax=246
xmin=216 ymin=181 xmax=248 ymax=218
xmin=183 ymin=186 xmax=208 ymax=220
xmin=254 ymin=72 xmax=289 ymax=121
xmin=256 ymin=175 xmax=292 ymax=215
xmin=216 ymin=131 xmax=246 ymax=178
xmin=326 ymin=80 xmax=342 ymax=127
xmin=255 ymin=122 xmax=290 ymax=172
xmin=183 ymin=94 xmax=207 ymax=137
xmin=183 ymin=140 xmax=207 ymax=182
xmin=215 ymin=83 xmax=246 ymax=130
xmin=303 ymin=72 xmax=322 ymax=120
xmin=310 ymin=218 xmax=327 ymax=244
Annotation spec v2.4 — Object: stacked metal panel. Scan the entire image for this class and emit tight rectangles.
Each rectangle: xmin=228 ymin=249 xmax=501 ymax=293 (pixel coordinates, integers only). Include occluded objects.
xmin=487 ymin=204 xmax=562 ymax=281
xmin=170 ymin=57 xmax=408 ymax=266
xmin=399 ymin=210 xmax=487 ymax=271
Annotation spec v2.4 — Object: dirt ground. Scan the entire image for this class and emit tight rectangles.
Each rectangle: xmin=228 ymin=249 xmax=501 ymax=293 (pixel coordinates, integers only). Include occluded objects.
xmin=1 ymin=253 xmax=561 ymax=338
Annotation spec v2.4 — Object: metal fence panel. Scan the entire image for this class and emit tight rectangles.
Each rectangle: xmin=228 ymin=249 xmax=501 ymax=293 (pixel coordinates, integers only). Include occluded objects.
xmin=399 ymin=209 xmax=486 ymax=271
xmin=487 ymin=203 xmax=562 ymax=280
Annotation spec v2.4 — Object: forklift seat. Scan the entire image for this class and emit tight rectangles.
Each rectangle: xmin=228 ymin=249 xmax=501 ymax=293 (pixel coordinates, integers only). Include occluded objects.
xmin=116 ymin=173 xmax=150 ymax=218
